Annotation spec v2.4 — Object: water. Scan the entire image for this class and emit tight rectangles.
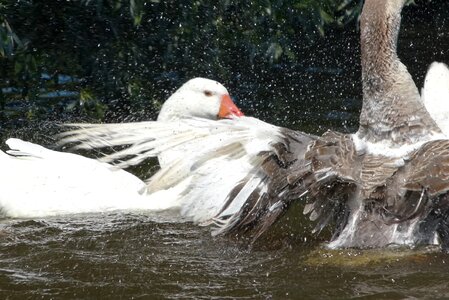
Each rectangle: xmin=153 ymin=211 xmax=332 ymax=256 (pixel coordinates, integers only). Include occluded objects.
xmin=2 ymin=3 xmax=449 ymax=299
xmin=0 ymin=213 xmax=448 ymax=299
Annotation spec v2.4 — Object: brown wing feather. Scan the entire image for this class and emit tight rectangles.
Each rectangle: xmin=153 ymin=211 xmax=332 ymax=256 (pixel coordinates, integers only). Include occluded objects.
xmin=301 ymin=131 xmax=363 ymax=237
xmin=213 ymin=128 xmax=316 ymax=241
xmin=381 ymin=140 xmax=449 ymax=223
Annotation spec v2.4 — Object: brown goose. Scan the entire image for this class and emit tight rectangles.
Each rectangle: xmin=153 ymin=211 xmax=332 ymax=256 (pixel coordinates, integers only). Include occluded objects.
xmin=291 ymin=0 xmax=449 ymax=249
xmin=60 ymin=0 xmax=449 ymax=249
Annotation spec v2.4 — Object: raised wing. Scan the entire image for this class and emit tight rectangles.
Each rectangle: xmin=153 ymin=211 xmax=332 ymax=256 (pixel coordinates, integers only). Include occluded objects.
xmin=302 ymin=130 xmax=361 ymax=237
xmin=60 ymin=117 xmax=311 ymax=227
xmin=382 ymin=140 xmax=449 ymax=222
xmin=210 ymin=129 xmax=316 ymax=241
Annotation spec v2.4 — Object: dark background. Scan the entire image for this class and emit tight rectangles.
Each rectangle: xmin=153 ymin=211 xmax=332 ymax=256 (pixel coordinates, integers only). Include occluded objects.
xmin=1 ymin=0 xmax=448 ymax=138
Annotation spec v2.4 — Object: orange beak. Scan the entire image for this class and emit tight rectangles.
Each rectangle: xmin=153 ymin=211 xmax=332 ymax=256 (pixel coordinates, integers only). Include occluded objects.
xmin=218 ymin=94 xmax=244 ymax=119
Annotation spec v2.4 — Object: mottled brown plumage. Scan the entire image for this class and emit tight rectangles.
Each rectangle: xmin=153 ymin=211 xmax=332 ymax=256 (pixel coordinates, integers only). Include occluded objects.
xmin=381 ymin=140 xmax=449 ymax=220
xmin=300 ymin=0 xmax=449 ymax=249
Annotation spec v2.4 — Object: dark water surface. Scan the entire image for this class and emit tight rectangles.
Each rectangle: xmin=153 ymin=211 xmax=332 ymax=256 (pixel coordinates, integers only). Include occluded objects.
xmin=3 ymin=3 xmax=449 ymax=300
xmin=0 ymin=213 xmax=449 ymax=299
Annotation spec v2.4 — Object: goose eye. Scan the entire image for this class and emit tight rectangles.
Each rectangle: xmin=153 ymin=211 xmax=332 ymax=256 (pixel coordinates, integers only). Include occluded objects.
xmin=204 ymin=90 xmax=213 ymax=97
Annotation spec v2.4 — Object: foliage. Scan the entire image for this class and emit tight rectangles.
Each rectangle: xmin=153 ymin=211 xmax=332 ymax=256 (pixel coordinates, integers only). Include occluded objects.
xmin=0 ymin=0 xmax=366 ymax=125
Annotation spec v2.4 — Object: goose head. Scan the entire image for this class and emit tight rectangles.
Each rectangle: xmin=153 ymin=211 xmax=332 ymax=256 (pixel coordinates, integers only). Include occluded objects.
xmin=157 ymin=78 xmax=244 ymax=122
xmin=357 ymin=0 xmax=441 ymax=146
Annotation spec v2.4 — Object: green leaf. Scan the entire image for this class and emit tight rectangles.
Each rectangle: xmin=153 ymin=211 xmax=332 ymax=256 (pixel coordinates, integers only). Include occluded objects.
xmin=14 ymin=61 xmax=23 ymax=75
xmin=130 ymin=0 xmax=143 ymax=26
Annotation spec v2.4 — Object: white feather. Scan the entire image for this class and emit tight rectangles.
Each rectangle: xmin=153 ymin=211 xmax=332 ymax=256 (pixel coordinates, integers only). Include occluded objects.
xmin=61 ymin=116 xmax=283 ymax=170
xmin=421 ymin=62 xmax=449 ymax=137
xmin=1 ymin=115 xmax=284 ymax=224
xmin=58 ymin=116 xmax=284 ymax=223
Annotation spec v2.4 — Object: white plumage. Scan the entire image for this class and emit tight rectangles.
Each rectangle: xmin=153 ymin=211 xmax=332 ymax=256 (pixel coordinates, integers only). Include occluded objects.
xmin=60 ymin=116 xmax=284 ymax=223
xmin=421 ymin=62 xmax=449 ymax=137
xmin=0 ymin=78 xmax=283 ymax=226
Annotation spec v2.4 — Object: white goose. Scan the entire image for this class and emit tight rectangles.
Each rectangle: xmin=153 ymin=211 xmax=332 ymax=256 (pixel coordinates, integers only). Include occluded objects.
xmin=63 ymin=0 xmax=449 ymax=249
xmin=62 ymin=98 xmax=315 ymax=231
xmin=0 ymin=78 xmax=257 ymax=220
xmin=60 ymin=92 xmax=315 ymax=237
